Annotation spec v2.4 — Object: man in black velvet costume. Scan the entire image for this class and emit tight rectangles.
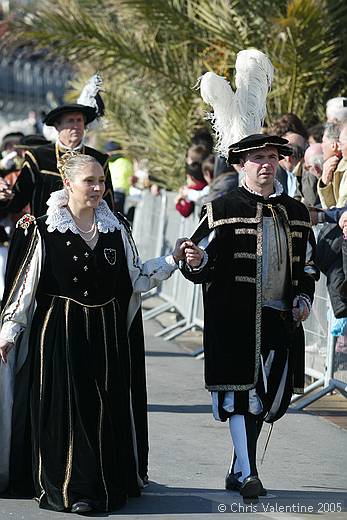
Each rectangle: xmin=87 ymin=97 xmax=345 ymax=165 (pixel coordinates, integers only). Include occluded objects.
xmin=0 ymin=104 xmax=114 ymax=216
xmin=180 ymin=134 xmax=318 ymax=500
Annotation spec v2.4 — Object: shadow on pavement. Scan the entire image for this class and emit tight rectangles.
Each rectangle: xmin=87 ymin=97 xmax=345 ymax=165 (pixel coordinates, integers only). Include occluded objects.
xmin=86 ymin=483 xmax=347 ymax=516
xmin=1 ymin=484 xmax=346 ymax=517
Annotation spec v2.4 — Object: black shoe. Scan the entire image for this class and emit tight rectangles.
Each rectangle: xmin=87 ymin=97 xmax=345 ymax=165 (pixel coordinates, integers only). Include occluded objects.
xmin=225 ymin=471 xmax=242 ymax=491
xmin=71 ymin=500 xmax=93 ymax=514
xmin=240 ymin=476 xmax=263 ymax=499
xmin=226 ymin=472 xmax=267 ymax=496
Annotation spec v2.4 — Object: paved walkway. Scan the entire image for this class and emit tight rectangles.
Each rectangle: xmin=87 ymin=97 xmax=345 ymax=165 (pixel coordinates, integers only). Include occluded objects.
xmin=1 ymin=312 xmax=346 ymax=519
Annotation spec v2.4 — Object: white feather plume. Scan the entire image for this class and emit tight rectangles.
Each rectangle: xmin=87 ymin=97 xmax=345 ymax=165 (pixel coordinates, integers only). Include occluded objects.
xmin=77 ymin=73 xmax=104 ymax=129
xmin=231 ymin=49 xmax=274 ymax=142
xmin=198 ymin=49 xmax=274 ymax=157
xmin=77 ymin=73 xmax=103 ymax=109
xmin=198 ymin=71 xmax=235 ymax=158
xmin=42 ymin=123 xmax=58 ymax=142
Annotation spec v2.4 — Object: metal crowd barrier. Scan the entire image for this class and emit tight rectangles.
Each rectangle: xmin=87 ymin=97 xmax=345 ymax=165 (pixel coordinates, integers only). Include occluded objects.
xmin=132 ymin=193 xmax=347 ymax=404
xmin=132 ymin=189 xmax=167 ymax=301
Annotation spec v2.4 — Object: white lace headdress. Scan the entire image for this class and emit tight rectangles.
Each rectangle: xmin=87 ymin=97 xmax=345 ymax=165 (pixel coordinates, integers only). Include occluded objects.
xmin=196 ymin=49 xmax=274 ymax=158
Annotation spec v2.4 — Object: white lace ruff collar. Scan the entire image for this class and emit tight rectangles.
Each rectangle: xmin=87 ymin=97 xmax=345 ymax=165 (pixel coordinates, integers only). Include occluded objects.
xmin=45 ymin=189 xmax=122 ymax=234
xmin=242 ymin=178 xmax=283 ymax=198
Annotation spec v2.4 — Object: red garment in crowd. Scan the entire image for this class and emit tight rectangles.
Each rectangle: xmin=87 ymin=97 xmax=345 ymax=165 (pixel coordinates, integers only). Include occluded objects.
xmin=175 ymin=179 xmax=207 ymax=218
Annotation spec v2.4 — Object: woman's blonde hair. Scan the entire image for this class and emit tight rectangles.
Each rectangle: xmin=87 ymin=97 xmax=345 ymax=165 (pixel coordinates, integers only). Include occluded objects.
xmin=59 ymin=153 xmax=101 ymax=181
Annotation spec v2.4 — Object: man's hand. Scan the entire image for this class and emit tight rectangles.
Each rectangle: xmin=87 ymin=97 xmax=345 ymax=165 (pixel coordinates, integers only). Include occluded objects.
xmin=321 ymin=156 xmax=340 ymax=186
xmin=0 ymin=178 xmax=14 ymax=201
xmin=183 ymin=240 xmax=204 ymax=268
xmin=0 ymin=339 xmax=14 ymax=364
xmin=172 ymin=238 xmax=189 ymax=264
xmin=338 ymin=211 xmax=347 ymax=237
xmin=292 ymin=295 xmax=310 ymax=322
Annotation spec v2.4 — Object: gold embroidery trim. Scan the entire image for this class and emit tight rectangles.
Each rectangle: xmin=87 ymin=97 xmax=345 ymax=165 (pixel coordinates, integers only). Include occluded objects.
xmin=111 ymin=301 xmax=119 ymax=357
xmin=207 ymin=383 xmax=258 ymax=391
xmin=62 ymin=299 xmax=73 ymax=509
xmin=289 ymin=220 xmax=311 ymax=229
xmin=293 ymin=256 xmax=300 ymax=262
xmin=206 ymin=202 xmax=262 ymax=229
xmin=84 ymin=307 xmax=90 ymax=342
xmin=25 ymin=150 xmax=39 ymax=170
xmin=45 ymin=294 xmax=115 ymax=308
xmin=21 ymin=160 xmax=35 ymax=183
xmin=38 ymin=300 xmax=55 ymax=502
xmin=235 ymin=228 xmax=257 ymax=236
xmin=96 ymin=382 xmax=109 ymax=510
xmin=101 ymin=308 xmax=109 ymax=392
xmin=291 ymin=231 xmax=302 ymax=238
xmin=254 ymin=211 xmax=263 ymax=387
xmin=40 ymin=169 xmax=62 ymax=177
xmin=2 ymin=228 xmax=39 ymax=322
xmin=233 ymin=252 xmax=256 ymax=260
xmin=235 ymin=276 xmax=256 ymax=283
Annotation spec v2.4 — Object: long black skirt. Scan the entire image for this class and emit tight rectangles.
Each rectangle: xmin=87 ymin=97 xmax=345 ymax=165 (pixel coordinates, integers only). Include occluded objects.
xmin=28 ymin=294 xmax=140 ymax=512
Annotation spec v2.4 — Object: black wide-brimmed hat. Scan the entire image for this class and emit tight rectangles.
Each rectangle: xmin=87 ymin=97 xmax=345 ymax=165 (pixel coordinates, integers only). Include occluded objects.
xmin=228 ymin=134 xmax=293 ymax=164
xmin=14 ymin=134 xmax=51 ymax=149
xmin=43 ymin=104 xmax=97 ymax=127
xmin=1 ymin=132 xmax=24 ymax=150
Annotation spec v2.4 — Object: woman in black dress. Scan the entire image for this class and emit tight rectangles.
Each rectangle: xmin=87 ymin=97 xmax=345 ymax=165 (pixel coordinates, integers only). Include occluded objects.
xmin=0 ymin=154 xmax=183 ymax=513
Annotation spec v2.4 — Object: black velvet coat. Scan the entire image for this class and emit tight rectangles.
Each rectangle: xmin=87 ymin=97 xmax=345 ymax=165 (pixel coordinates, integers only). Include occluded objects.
xmin=181 ymin=187 xmax=317 ymax=394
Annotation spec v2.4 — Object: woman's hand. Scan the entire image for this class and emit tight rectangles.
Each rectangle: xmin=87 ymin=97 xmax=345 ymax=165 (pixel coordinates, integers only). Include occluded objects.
xmin=183 ymin=240 xmax=204 ymax=268
xmin=172 ymin=238 xmax=189 ymax=264
xmin=0 ymin=339 xmax=14 ymax=364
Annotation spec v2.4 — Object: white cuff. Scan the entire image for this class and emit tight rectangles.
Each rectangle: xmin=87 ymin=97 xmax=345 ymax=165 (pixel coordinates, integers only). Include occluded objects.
xmin=165 ymin=254 xmax=179 ymax=270
xmin=0 ymin=321 xmax=21 ymax=343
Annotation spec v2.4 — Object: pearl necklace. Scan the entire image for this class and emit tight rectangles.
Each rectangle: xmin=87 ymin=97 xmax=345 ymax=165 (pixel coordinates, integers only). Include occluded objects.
xmin=71 ymin=214 xmax=98 ymax=243
xmin=74 ymin=218 xmax=95 ymax=234
xmin=79 ymin=225 xmax=98 ymax=243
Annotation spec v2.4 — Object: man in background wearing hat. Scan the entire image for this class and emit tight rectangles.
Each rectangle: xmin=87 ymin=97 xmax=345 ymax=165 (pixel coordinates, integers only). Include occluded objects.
xmin=0 ymin=104 xmax=114 ymax=216
xmin=0 ymin=133 xmax=24 ymax=176
xmin=179 ymin=134 xmax=318 ymax=500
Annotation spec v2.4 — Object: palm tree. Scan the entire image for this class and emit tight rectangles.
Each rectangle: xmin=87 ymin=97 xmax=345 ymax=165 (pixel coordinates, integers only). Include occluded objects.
xmin=4 ymin=0 xmax=347 ymax=189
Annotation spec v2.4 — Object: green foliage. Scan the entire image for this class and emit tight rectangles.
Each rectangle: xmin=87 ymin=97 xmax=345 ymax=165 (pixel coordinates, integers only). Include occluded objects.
xmin=5 ymin=0 xmax=347 ymax=189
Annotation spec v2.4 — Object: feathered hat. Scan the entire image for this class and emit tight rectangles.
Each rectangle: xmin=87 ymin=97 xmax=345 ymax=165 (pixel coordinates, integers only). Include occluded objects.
xmin=43 ymin=73 xmax=104 ymax=128
xmin=197 ymin=49 xmax=275 ymax=161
